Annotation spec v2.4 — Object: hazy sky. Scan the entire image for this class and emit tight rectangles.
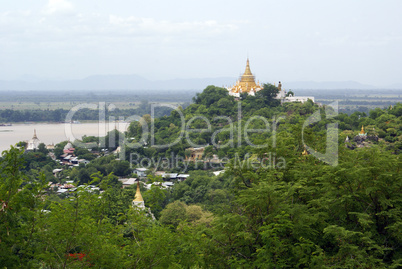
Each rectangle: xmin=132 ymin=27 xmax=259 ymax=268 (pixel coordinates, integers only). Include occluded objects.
xmin=1 ymin=0 xmax=401 ymax=86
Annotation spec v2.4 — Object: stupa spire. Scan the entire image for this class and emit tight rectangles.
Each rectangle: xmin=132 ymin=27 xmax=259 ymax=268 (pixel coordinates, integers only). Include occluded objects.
xmin=243 ymin=58 xmax=253 ymax=77
xmin=32 ymin=129 xmax=38 ymax=139
xmin=133 ymin=181 xmax=144 ymax=202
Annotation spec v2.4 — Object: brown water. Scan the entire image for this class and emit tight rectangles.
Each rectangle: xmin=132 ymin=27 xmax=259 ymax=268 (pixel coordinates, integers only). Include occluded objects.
xmin=0 ymin=122 xmax=129 ymax=153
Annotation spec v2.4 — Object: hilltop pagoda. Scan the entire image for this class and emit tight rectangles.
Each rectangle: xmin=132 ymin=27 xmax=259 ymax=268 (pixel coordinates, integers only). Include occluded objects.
xmin=227 ymin=58 xmax=262 ymax=97
xmin=226 ymin=58 xmax=315 ymax=103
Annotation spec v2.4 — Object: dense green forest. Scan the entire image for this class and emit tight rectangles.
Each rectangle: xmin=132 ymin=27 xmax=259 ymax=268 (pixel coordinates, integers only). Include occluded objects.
xmin=1 ymin=85 xmax=401 ymax=268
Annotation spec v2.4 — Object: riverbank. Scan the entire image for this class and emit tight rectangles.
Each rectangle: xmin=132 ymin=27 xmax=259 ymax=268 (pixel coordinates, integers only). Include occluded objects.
xmin=0 ymin=122 xmax=128 ymax=153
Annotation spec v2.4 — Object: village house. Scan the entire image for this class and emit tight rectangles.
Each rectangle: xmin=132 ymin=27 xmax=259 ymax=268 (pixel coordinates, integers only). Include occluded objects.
xmin=119 ymin=178 xmax=138 ymax=189
xmin=177 ymin=174 xmax=190 ymax=181
xmin=134 ymin=168 xmax=148 ymax=177
xmin=46 ymin=143 xmax=55 ymax=151
xmin=163 ymin=173 xmax=178 ymax=180
xmin=185 ymin=147 xmax=205 ymax=161
xmin=63 ymin=142 xmax=75 ymax=154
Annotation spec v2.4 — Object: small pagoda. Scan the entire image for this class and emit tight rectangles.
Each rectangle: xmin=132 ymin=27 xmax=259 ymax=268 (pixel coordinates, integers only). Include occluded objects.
xmin=358 ymin=126 xmax=367 ymax=137
xmin=132 ymin=181 xmax=145 ymax=209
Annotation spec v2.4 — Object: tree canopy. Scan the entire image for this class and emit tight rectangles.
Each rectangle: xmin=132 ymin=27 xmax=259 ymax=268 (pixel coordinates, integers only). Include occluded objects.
xmin=0 ymin=85 xmax=401 ymax=268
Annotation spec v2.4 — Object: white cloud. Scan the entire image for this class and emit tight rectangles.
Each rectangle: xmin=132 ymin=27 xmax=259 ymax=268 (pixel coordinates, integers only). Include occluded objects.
xmin=42 ymin=0 xmax=74 ymax=15
xmin=108 ymin=15 xmax=238 ymax=37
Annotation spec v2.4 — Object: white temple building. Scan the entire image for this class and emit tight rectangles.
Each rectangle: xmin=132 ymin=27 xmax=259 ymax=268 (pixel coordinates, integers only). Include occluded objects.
xmin=276 ymin=81 xmax=315 ymax=104
xmin=26 ymin=129 xmax=41 ymax=151
xmin=227 ymin=59 xmax=314 ymax=103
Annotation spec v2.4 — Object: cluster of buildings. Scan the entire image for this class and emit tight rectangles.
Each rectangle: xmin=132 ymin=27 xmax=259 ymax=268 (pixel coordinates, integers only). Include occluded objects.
xmin=226 ymin=58 xmax=314 ymax=103
xmin=119 ymin=168 xmax=191 ymax=191
xmin=130 ymin=169 xmax=224 ymax=217
xmin=25 ymin=130 xmax=91 ymax=168
xmin=120 ymin=176 xmax=167 ymax=219
xmin=59 ymin=142 xmax=90 ymax=167
xmin=134 ymin=168 xmax=190 ymax=182
xmin=59 ymin=154 xmax=90 ymax=167
xmin=48 ymin=181 xmax=100 ymax=194
xmin=25 ymin=129 xmax=57 ymax=152
xmin=120 ymin=177 xmax=174 ymax=190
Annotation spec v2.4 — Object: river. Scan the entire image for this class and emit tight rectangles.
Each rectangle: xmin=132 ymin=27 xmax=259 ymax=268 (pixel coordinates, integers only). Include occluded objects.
xmin=0 ymin=122 xmax=129 ymax=153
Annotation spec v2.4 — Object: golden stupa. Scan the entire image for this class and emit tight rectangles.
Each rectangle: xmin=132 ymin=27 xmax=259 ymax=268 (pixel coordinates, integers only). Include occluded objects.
xmin=302 ymin=146 xmax=309 ymax=156
xmin=359 ymin=125 xmax=367 ymax=137
xmin=227 ymin=58 xmax=262 ymax=96
xmin=133 ymin=181 xmax=144 ymax=202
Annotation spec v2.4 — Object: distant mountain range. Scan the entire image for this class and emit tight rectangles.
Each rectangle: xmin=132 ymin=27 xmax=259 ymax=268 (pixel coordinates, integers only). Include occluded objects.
xmin=0 ymin=75 xmax=399 ymax=91
xmin=283 ymin=81 xmax=377 ymax=90
xmin=0 ymin=75 xmax=234 ymax=91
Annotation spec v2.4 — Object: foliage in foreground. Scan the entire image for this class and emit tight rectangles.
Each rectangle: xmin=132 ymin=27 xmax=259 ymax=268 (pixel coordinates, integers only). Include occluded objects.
xmin=1 ymin=140 xmax=401 ymax=268
xmin=1 ymin=86 xmax=401 ymax=268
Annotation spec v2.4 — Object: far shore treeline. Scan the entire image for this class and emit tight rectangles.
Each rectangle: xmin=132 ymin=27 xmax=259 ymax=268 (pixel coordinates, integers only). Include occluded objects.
xmin=0 ymin=106 xmax=173 ymax=123
xmin=0 ymin=88 xmax=401 ymax=123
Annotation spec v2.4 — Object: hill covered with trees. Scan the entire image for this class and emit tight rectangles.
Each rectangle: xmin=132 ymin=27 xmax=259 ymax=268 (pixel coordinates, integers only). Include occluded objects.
xmin=1 ymin=85 xmax=401 ymax=268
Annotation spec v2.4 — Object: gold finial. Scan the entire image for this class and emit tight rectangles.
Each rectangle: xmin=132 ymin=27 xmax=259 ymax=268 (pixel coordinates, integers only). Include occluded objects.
xmin=360 ymin=125 xmax=365 ymax=135
xmin=133 ymin=181 xmax=144 ymax=202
